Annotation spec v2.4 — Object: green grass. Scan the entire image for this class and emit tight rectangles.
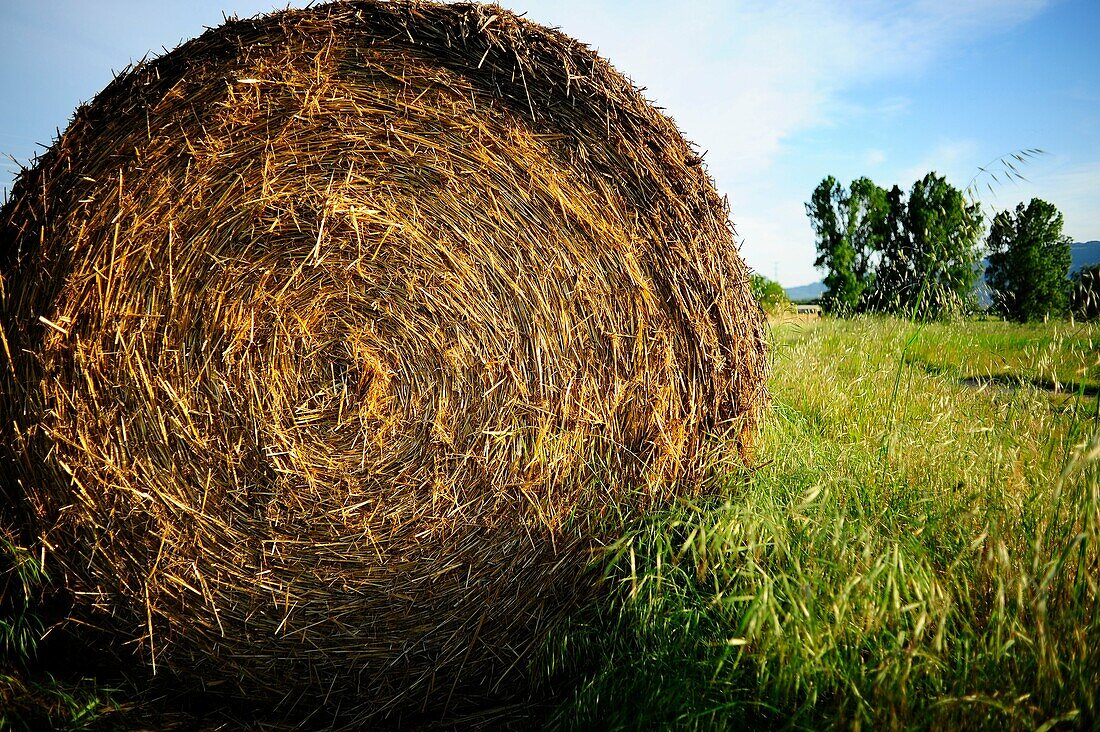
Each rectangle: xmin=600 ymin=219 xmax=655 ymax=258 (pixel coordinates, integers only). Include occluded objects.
xmin=0 ymin=538 xmax=122 ymax=731
xmin=3 ymin=316 xmax=1098 ymax=729
xmin=545 ymin=316 xmax=1099 ymax=730
xmin=0 ymin=673 xmax=120 ymax=731
xmin=904 ymin=318 xmax=1100 ymax=395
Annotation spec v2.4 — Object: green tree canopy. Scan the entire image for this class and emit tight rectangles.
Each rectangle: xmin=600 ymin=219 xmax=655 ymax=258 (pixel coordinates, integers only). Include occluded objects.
xmin=846 ymin=177 xmax=889 ymax=287
xmin=985 ymin=198 xmax=1072 ymax=322
xmin=806 ymin=176 xmax=888 ymax=315
xmin=807 ymin=176 xmax=861 ymax=314
xmin=902 ymin=172 xmax=984 ymax=318
xmin=749 ymin=273 xmax=790 ymax=314
xmin=864 ymin=184 xmax=910 ymax=313
xmin=808 ymin=172 xmax=982 ymax=319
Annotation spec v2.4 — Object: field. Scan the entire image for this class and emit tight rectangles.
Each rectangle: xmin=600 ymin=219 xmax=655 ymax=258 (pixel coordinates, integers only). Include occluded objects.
xmin=906 ymin=318 xmax=1100 ymax=396
xmin=543 ymin=316 xmax=1099 ymax=729
xmin=4 ymin=316 xmax=1099 ymax=729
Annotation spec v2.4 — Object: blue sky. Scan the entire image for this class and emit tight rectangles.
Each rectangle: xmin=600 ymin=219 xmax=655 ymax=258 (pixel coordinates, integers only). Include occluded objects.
xmin=2 ymin=1 xmax=1097 ymax=286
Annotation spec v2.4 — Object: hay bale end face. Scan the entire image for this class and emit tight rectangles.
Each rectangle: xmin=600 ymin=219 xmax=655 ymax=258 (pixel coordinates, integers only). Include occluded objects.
xmin=0 ymin=0 xmax=768 ymax=719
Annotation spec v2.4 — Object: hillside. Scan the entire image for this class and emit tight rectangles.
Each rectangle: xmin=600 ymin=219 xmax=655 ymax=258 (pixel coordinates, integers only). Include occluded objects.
xmin=1071 ymin=240 xmax=1100 ymax=274
xmin=784 ymin=280 xmax=826 ymax=302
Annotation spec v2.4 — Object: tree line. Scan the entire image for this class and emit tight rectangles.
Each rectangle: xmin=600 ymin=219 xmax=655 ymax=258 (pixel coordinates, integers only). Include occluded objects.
xmin=805 ymin=172 xmax=1076 ymax=322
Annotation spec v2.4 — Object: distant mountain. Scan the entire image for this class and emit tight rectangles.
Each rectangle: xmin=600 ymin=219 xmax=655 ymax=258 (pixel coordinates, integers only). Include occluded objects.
xmin=783 ymin=242 xmax=1100 ymax=308
xmin=1071 ymin=241 xmax=1100 ymax=274
xmin=784 ymin=281 xmax=825 ymax=302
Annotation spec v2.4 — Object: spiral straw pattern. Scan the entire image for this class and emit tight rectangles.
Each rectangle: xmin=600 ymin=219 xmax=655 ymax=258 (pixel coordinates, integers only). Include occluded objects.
xmin=0 ymin=0 xmax=768 ymax=721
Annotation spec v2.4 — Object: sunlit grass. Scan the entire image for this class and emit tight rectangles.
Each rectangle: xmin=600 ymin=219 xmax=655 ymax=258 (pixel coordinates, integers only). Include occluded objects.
xmin=905 ymin=318 xmax=1100 ymax=395
xmin=546 ymin=316 xmax=1099 ymax=730
xmin=4 ymin=316 xmax=1098 ymax=728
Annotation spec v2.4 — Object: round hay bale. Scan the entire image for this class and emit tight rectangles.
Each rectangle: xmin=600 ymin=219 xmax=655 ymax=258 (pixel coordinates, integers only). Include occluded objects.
xmin=0 ymin=0 xmax=768 ymax=721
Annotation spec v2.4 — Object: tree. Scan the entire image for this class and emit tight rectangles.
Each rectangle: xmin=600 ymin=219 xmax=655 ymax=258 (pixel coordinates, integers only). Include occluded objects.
xmin=864 ymin=184 xmax=910 ymax=313
xmin=806 ymin=176 xmax=886 ymax=315
xmin=807 ymin=172 xmax=983 ymax=320
xmin=846 ymin=177 xmax=889 ymax=289
xmin=749 ymin=273 xmax=790 ymax=314
xmin=985 ymin=198 xmax=1072 ymax=322
xmin=902 ymin=173 xmax=984 ymax=318
xmin=807 ymin=176 xmax=861 ymax=315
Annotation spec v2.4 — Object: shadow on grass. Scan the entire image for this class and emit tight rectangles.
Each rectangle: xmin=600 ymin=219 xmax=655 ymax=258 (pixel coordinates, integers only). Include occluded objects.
xmin=958 ymin=373 xmax=1100 ymax=398
xmin=907 ymin=356 xmax=1100 ymax=398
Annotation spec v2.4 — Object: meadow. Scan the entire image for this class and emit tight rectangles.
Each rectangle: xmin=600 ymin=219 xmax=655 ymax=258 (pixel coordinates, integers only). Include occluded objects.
xmin=3 ymin=315 xmax=1098 ymax=729
xmin=544 ymin=316 xmax=1099 ymax=730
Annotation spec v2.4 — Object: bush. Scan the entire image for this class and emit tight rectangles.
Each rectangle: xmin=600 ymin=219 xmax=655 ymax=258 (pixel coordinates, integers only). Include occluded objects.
xmin=750 ymin=274 xmax=791 ymax=314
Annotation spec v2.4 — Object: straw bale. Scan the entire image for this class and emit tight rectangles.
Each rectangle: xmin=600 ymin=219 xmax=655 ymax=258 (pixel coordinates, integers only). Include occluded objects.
xmin=0 ymin=0 xmax=768 ymax=722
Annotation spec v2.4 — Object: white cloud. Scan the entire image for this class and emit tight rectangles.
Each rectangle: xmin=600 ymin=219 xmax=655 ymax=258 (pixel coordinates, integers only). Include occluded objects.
xmin=866 ymin=149 xmax=887 ymax=167
xmin=1 ymin=0 xmax=1063 ymax=283
xmin=833 ymin=96 xmax=912 ymax=122
xmin=509 ymin=0 xmax=1047 ymax=170
xmin=504 ymin=0 xmax=1052 ymax=283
